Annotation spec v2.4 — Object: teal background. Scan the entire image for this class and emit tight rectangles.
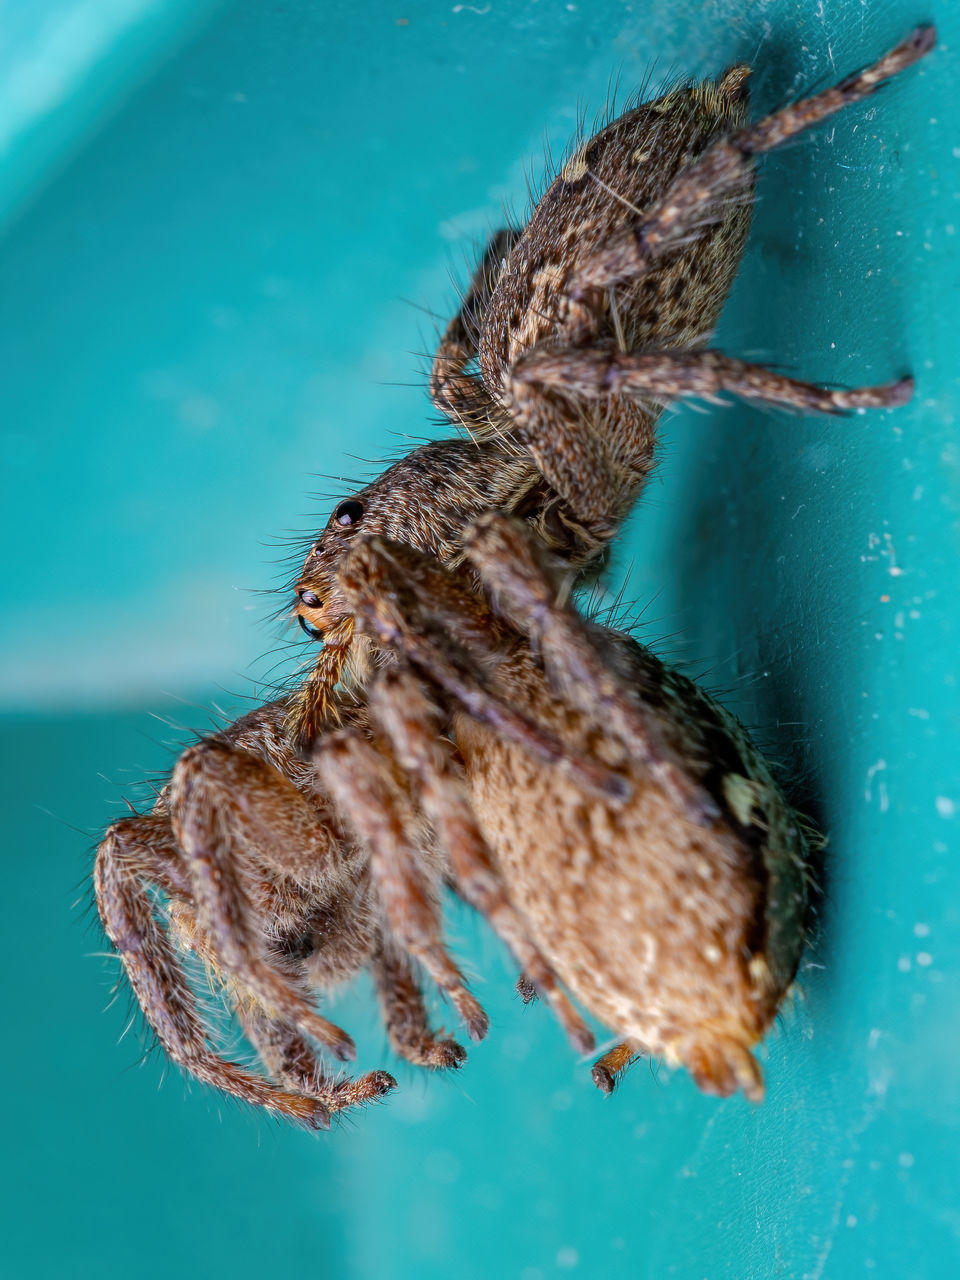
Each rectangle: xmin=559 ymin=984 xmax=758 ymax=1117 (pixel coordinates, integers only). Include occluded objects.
xmin=1 ymin=1 xmax=957 ymax=1277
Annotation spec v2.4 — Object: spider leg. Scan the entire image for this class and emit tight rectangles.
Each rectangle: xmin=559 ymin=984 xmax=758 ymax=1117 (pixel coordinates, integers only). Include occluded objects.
xmin=95 ymin=816 xmax=330 ymax=1127
xmin=337 ymin=536 xmax=630 ymax=804
xmin=590 ymin=1041 xmax=643 ymax=1094
xmin=430 ymin=226 xmax=520 ymax=426
xmin=169 ymin=738 xmax=358 ymax=1062
xmin=514 ymin=343 xmax=914 ymax=416
xmin=314 ymin=727 xmax=490 ymax=1043
xmin=683 ymin=1033 xmax=765 ymax=1103
xmin=238 ymin=1002 xmax=398 ymax=1120
xmin=372 ymin=940 xmax=469 ymax=1069
xmin=516 ymin=974 xmax=539 ymax=1004
xmin=570 ymin=26 xmax=935 ymax=294
xmin=370 ymin=665 xmax=596 ymax=1054
xmin=463 ymin=512 xmax=721 ymax=825
xmin=502 ymin=332 xmax=910 ymax=540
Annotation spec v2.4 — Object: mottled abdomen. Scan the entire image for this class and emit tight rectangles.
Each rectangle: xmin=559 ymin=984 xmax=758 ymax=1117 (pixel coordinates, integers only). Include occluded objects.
xmin=455 ymin=644 xmax=808 ymax=1101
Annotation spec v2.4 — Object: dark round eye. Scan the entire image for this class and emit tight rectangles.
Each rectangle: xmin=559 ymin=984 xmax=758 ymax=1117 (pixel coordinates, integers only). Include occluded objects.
xmin=333 ymin=499 xmax=364 ymax=528
xmin=298 ymin=615 xmax=324 ymax=641
xmin=298 ymin=588 xmax=321 ymax=608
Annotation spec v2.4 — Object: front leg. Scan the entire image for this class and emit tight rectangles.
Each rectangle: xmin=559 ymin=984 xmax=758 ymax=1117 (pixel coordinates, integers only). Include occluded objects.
xmin=337 ymin=536 xmax=629 ymax=804
xmin=314 ymin=727 xmax=490 ymax=1043
xmin=95 ymin=815 xmax=332 ymax=1127
xmin=463 ymin=513 xmax=721 ymax=825
xmin=239 ymin=1003 xmax=398 ymax=1119
xmin=370 ymin=665 xmax=595 ymax=1054
xmin=372 ymin=941 xmax=468 ymax=1069
xmin=169 ymin=738 xmax=358 ymax=1061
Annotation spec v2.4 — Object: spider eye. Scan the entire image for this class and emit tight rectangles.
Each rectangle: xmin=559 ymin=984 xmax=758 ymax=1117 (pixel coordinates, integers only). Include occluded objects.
xmin=333 ymin=499 xmax=364 ymax=528
xmin=298 ymin=615 xmax=324 ymax=641
xmin=298 ymin=588 xmax=321 ymax=608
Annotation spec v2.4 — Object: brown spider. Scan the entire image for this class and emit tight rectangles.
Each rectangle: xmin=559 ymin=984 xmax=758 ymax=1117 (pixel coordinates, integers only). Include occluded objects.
xmin=94 ymin=26 xmax=932 ymax=1121
xmin=289 ymin=28 xmax=932 ymax=1100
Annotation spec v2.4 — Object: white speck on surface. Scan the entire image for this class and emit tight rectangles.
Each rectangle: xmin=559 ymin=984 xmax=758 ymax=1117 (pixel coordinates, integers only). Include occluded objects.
xmin=557 ymin=1248 xmax=580 ymax=1269
xmin=898 ymin=955 xmax=912 ymax=972
xmin=864 ymin=759 xmax=886 ymax=803
xmin=914 ymin=922 xmax=931 ymax=937
xmin=908 ymin=708 xmax=930 ymax=719
xmin=935 ymin=796 xmax=956 ymax=819
xmin=846 ymin=1215 xmax=858 ymax=1228
xmin=916 ymin=952 xmax=933 ymax=967
xmin=899 ymin=1152 xmax=915 ymax=1169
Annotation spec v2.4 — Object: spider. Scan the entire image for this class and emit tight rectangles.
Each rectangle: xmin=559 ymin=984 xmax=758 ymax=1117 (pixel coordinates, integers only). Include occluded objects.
xmin=289 ymin=28 xmax=932 ymax=1100
xmin=94 ymin=26 xmax=932 ymax=1119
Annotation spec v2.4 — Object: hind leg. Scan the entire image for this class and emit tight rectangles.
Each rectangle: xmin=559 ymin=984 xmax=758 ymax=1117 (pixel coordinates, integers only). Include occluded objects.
xmin=513 ymin=344 xmax=913 ymax=417
xmin=571 ymin=27 xmax=935 ymax=293
xmin=499 ymin=29 xmax=933 ymax=533
xmin=430 ymin=226 xmax=520 ymax=425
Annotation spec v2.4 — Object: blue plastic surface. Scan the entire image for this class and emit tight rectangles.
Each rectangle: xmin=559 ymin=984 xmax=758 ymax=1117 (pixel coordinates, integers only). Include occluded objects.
xmin=1 ymin=2 xmax=957 ymax=1277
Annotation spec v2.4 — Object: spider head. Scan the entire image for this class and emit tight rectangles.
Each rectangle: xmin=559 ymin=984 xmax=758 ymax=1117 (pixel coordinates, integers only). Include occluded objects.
xmin=293 ymin=493 xmax=372 ymax=640
xmin=293 ymin=439 xmax=496 ymax=641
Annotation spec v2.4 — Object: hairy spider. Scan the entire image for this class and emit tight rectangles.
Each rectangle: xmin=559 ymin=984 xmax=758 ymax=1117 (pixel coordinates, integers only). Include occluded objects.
xmin=94 ymin=27 xmax=932 ymax=1119
xmin=289 ymin=29 xmax=932 ymax=1100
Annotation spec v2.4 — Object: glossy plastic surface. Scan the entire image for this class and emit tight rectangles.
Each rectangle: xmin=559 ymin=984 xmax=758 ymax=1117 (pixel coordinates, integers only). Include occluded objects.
xmin=1 ymin=2 xmax=957 ymax=1276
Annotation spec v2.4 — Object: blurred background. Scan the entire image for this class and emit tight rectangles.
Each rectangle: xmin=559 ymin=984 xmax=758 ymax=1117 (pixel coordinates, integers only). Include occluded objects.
xmin=1 ymin=1 xmax=957 ymax=1276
